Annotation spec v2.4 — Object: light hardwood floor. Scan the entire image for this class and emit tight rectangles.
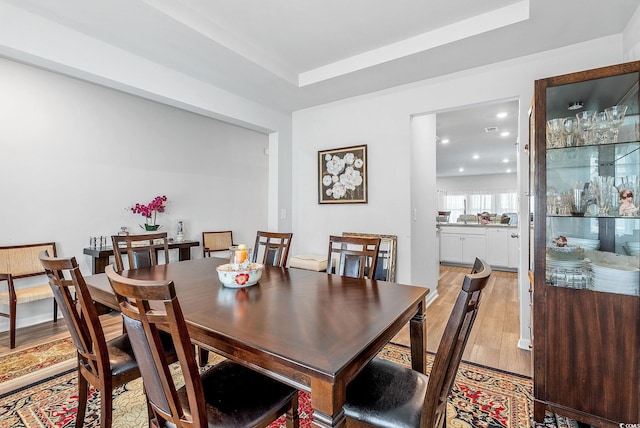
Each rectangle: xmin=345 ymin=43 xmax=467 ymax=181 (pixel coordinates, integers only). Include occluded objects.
xmin=1 ymin=265 xmax=531 ymax=377
xmin=392 ymin=264 xmax=532 ymax=377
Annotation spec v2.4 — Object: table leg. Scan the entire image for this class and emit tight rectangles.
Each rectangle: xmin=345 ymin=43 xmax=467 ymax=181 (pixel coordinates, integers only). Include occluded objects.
xmin=93 ymin=256 xmax=110 ymax=275
xmin=310 ymin=378 xmax=347 ymax=427
xmin=409 ymin=298 xmax=427 ymax=374
xmin=178 ymin=247 xmax=191 ymax=261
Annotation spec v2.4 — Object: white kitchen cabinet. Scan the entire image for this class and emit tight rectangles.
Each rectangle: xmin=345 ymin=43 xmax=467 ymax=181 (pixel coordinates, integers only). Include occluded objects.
xmin=486 ymin=228 xmax=509 ymax=267
xmin=439 ymin=227 xmax=487 ymax=264
xmin=507 ymin=230 xmax=519 ymax=268
xmin=486 ymin=227 xmax=519 ymax=268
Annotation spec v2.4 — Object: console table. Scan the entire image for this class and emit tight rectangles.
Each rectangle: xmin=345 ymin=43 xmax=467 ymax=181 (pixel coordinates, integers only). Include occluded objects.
xmin=83 ymin=240 xmax=199 ymax=274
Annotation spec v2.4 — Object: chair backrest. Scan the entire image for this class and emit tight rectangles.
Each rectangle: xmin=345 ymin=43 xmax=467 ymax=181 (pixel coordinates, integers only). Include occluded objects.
xmin=326 ymin=235 xmax=380 ymax=279
xmin=202 ymin=231 xmax=233 ymax=257
xmin=111 ymin=232 xmax=170 ymax=271
xmin=252 ymin=231 xmax=293 ymax=267
xmin=422 ymin=257 xmax=492 ymax=428
xmin=105 ymin=265 xmax=207 ymax=428
xmin=39 ymin=251 xmax=110 ymax=381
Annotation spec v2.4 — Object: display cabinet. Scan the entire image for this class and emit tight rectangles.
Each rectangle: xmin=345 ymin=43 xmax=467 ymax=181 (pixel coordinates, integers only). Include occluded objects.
xmin=531 ymin=61 xmax=640 ymax=427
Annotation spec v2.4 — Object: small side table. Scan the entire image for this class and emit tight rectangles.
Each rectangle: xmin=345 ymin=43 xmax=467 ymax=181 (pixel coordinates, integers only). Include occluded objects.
xmin=83 ymin=240 xmax=200 ymax=274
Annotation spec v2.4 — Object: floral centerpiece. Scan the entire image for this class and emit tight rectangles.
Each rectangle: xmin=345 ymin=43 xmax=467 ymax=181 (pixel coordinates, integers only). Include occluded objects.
xmin=131 ymin=195 xmax=167 ymax=231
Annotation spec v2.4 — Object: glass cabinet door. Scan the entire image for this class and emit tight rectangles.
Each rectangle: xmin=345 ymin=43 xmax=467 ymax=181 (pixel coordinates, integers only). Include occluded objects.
xmin=541 ymin=70 xmax=639 ymax=296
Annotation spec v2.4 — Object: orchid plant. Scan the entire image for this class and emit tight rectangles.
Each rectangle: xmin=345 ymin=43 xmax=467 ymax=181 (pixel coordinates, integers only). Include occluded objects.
xmin=131 ymin=195 xmax=167 ymax=230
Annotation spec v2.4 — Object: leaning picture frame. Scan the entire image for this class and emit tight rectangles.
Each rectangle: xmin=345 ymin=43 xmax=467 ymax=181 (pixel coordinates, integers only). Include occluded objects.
xmin=342 ymin=232 xmax=397 ymax=282
xmin=318 ymin=144 xmax=368 ymax=204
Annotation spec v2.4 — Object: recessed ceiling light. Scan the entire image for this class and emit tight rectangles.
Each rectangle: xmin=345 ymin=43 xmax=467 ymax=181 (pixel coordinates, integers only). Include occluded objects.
xmin=458 ymin=167 xmax=464 ymax=172
xmin=568 ymin=101 xmax=584 ymax=110
xmin=473 ymin=154 xmax=479 ymax=160
xmin=496 ymin=112 xmax=508 ymax=118
xmin=506 ymin=168 xmax=512 ymax=173
xmin=503 ymin=158 xmax=509 ymax=163
xmin=500 ymin=131 xmax=510 ymax=137
xmin=441 ymin=138 xmax=450 ymax=144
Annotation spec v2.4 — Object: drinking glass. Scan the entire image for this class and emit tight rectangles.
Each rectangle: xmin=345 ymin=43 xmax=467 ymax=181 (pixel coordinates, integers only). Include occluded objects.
xmin=593 ymin=111 xmax=610 ymax=144
xmin=562 ymin=117 xmax=577 ymax=147
xmin=590 ymin=176 xmax=615 ymax=216
xmin=546 ymin=118 xmax=564 ymax=148
xmin=575 ymin=110 xmax=596 ymax=145
xmin=604 ymin=105 xmax=628 ymax=143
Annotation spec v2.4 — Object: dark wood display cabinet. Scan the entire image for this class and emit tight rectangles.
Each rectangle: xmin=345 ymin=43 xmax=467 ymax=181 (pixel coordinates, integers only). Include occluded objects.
xmin=531 ymin=60 xmax=640 ymax=427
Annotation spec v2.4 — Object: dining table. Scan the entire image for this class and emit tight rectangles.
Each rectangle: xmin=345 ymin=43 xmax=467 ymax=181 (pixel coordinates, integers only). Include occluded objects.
xmin=84 ymin=257 xmax=429 ymax=428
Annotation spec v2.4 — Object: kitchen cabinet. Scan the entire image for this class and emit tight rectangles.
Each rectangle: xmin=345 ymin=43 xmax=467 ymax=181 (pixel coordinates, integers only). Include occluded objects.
xmin=486 ymin=227 xmax=519 ymax=268
xmin=439 ymin=226 xmax=487 ymax=265
xmin=531 ymin=60 xmax=640 ymax=427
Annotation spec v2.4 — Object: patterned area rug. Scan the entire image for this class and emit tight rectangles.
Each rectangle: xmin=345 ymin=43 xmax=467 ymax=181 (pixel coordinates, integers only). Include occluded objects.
xmin=0 ymin=338 xmax=75 ymax=384
xmin=0 ymin=341 xmax=541 ymax=428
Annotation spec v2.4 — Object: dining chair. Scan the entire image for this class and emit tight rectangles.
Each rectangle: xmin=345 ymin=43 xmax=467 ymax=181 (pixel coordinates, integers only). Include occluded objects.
xmin=105 ymin=264 xmax=300 ymax=428
xmin=252 ymin=231 xmax=293 ymax=267
xmin=38 ymin=252 xmax=176 ymax=428
xmin=343 ymin=258 xmax=492 ymax=428
xmin=202 ymin=230 xmax=234 ymax=258
xmin=111 ymin=232 xmax=170 ymax=272
xmin=326 ymin=235 xmax=380 ymax=279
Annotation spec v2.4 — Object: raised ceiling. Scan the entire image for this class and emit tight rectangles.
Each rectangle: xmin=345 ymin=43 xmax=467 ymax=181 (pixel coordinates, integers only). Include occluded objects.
xmin=0 ymin=0 xmax=638 ymax=176
xmin=2 ymin=0 xmax=638 ymax=112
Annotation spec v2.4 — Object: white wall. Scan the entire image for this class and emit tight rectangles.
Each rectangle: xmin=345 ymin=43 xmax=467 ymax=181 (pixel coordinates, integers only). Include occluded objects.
xmin=0 ymin=58 xmax=269 ymax=332
xmin=0 ymin=1 xmax=294 ymax=235
xmin=623 ymin=4 xmax=640 ymax=62
xmin=292 ymin=34 xmax=625 ymax=348
xmin=411 ymin=115 xmax=439 ymax=299
xmin=437 ymin=173 xmax=517 ymax=192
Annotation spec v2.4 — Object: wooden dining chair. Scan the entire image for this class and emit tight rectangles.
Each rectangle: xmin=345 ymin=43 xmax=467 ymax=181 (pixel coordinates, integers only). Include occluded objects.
xmin=38 ymin=252 xmax=175 ymax=428
xmin=111 ymin=232 xmax=170 ymax=271
xmin=327 ymin=235 xmax=380 ymax=279
xmin=105 ymin=265 xmax=300 ymax=428
xmin=252 ymin=231 xmax=293 ymax=267
xmin=343 ymin=258 xmax=492 ymax=428
xmin=202 ymin=230 xmax=234 ymax=258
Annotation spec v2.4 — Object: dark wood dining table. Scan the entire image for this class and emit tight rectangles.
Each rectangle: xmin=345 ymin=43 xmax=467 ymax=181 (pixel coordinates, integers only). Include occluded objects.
xmin=84 ymin=257 xmax=429 ymax=428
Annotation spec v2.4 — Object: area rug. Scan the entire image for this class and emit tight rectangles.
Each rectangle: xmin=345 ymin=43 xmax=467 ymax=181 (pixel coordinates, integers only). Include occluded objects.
xmin=0 ymin=342 xmax=538 ymax=428
xmin=0 ymin=337 xmax=77 ymax=395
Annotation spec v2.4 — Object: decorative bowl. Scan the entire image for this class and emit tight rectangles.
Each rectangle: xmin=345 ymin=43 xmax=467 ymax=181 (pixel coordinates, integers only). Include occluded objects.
xmin=216 ymin=263 xmax=264 ymax=288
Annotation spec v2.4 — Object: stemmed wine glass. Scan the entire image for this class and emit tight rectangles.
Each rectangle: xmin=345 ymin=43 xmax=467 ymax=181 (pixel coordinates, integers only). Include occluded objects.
xmin=604 ymin=105 xmax=628 ymax=143
xmin=562 ymin=117 xmax=577 ymax=147
xmin=593 ymin=111 xmax=611 ymax=144
xmin=576 ymin=110 xmax=596 ymax=145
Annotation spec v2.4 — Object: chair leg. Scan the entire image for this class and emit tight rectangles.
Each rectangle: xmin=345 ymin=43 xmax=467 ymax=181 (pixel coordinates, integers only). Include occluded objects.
xmin=101 ymin=385 xmax=113 ymax=428
xmin=75 ymin=373 xmax=89 ymax=428
xmin=9 ymin=299 xmax=16 ymax=349
xmin=285 ymin=394 xmax=299 ymax=428
xmin=53 ymin=299 xmax=58 ymax=323
xmin=198 ymin=346 xmax=209 ymax=367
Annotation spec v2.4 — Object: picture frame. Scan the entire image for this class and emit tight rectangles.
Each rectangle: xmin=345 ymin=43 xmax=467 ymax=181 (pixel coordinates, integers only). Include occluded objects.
xmin=318 ymin=144 xmax=368 ymax=204
xmin=342 ymin=232 xmax=397 ymax=282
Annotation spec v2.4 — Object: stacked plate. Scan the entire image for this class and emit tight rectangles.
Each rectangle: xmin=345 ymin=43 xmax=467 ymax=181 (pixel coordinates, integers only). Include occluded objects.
xmin=546 ymin=246 xmax=587 ymax=288
xmin=586 ymin=251 xmax=640 ymax=296
xmin=590 ymin=264 xmax=639 ymax=295
xmin=565 ymin=236 xmax=600 ymax=250
xmin=623 ymin=241 xmax=640 ymax=256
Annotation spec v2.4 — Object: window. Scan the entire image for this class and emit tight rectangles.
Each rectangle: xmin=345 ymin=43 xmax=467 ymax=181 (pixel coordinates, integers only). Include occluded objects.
xmin=441 ymin=188 xmax=517 ymax=222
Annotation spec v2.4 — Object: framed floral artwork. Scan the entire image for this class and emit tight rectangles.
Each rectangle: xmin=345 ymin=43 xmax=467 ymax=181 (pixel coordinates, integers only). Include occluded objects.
xmin=318 ymin=144 xmax=368 ymax=204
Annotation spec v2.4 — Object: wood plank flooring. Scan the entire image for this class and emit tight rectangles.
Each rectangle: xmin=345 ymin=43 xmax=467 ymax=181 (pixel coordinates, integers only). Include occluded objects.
xmin=392 ymin=265 xmax=532 ymax=377
xmin=1 ymin=265 xmax=531 ymax=377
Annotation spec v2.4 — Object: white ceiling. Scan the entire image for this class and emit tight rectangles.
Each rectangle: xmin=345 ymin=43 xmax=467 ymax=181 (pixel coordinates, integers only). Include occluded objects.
xmin=1 ymin=0 xmax=639 ymax=175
